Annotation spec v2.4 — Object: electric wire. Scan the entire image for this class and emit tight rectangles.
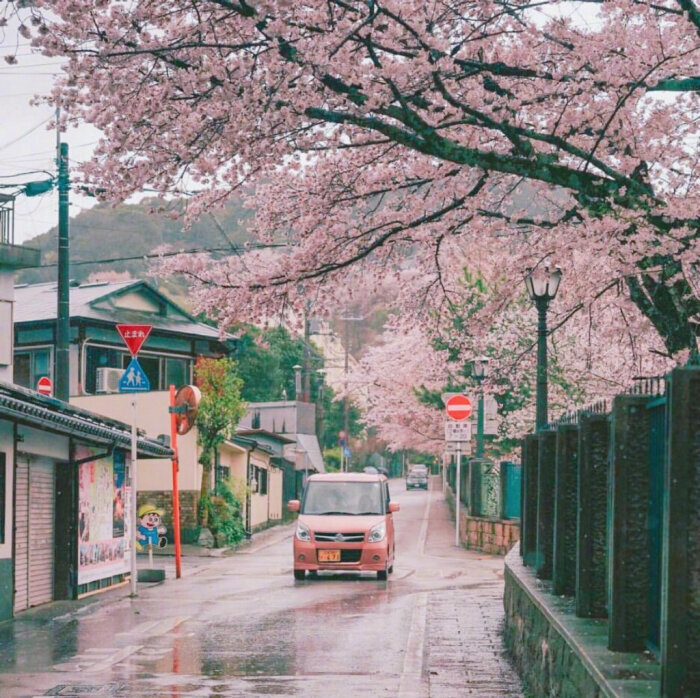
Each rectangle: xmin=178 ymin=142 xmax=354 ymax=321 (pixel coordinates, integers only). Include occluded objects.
xmin=28 ymin=243 xmax=287 ymax=269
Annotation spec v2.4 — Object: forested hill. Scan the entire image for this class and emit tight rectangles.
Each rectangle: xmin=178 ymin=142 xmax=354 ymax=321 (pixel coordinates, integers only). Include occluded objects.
xmin=18 ymin=196 xmax=254 ymax=286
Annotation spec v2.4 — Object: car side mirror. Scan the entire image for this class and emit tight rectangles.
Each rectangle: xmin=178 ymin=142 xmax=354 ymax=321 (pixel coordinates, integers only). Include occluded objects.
xmin=287 ymin=500 xmax=300 ymax=512
xmin=388 ymin=502 xmax=400 ymax=513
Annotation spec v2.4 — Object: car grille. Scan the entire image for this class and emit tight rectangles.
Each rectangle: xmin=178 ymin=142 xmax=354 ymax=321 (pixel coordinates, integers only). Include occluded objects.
xmin=314 ymin=531 xmax=366 ymax=543
xmin=316 ymin=549 xmax=362 ymax=563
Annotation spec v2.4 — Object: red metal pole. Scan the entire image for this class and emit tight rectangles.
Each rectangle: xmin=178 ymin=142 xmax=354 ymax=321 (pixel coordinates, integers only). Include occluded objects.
xmin=170 ymin=385 xmax=183 ymax=578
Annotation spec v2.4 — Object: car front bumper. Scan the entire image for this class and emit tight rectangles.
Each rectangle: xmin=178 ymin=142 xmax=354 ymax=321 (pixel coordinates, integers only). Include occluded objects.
xmin=293 ymin=539 xmax=389 ymax=572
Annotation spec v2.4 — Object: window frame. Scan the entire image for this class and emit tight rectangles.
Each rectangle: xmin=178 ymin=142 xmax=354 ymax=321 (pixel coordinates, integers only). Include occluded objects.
xmin=82 ymin=340 xmax=193 ymax=393
xmin=13 ymin=344 xmax=53 ymax=391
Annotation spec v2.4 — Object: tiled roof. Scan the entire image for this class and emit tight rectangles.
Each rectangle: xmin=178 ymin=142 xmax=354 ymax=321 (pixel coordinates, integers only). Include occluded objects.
xmin=13 ymin=279 xmax=225 ymax=341
xmin=0 ymin=380 xmax=173 ymax=459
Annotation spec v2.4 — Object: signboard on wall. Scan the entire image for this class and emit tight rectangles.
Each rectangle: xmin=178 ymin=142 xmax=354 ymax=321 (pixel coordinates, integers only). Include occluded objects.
xmin=77 ymin=446 xmax=130 ymax=585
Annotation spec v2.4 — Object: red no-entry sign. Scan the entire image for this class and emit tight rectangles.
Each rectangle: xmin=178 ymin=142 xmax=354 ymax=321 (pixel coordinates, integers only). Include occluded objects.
xmin=36 ymin=376 xmax=53 ymax=396
xmin=445 ymin=394 xmax=473 ymax=421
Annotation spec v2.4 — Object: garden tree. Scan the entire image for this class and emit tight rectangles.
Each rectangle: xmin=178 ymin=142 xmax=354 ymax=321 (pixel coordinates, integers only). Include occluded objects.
xmin=234 ymin=325 xmax=324 ymax=402
xmin=194 ymin=356 xmax=247 ymax=529
xmin=9 ymin=1 xmax=698 ymax=360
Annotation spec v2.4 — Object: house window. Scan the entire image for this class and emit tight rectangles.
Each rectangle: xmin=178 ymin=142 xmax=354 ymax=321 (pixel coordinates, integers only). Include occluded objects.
xmin=255 ymin=466 xmax=268 ymax=495
xmin=165 ymin=358 xmax=188 ymax=389
xmin=132 ymin=354 xmax=159 ymax=390
xmin=85 ymin=345 xmax=123 ymax=393
xmin=214 ymin=451 xmax=230 ymax=485
xmin=85 ymin=343 xmax=193 ymax=393
xmin=14 ymin=347 xmax=52 ymax=390
xmin=0 ymin=453 xmax=5 ymax=544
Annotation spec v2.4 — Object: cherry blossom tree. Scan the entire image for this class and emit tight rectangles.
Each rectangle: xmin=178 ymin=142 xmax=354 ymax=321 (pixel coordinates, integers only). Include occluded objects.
xmin=6 ymin=0 xmax=699 ymax=361
xmin=348 ymin=265 xmax=673 ymax=455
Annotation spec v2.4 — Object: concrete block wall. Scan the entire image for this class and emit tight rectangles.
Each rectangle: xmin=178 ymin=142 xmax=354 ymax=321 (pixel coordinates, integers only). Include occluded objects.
xmin=138 ymin=490 xmax=199 ymax=543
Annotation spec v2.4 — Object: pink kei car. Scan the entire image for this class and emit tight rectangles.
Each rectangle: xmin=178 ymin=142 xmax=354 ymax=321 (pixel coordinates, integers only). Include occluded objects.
xmin=288 ymin=472 xmax=400 ymax=580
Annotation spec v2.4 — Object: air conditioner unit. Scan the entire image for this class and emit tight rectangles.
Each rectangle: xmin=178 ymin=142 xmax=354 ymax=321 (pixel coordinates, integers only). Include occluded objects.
xmin=96 ymin=366 xmax=124 ymax=393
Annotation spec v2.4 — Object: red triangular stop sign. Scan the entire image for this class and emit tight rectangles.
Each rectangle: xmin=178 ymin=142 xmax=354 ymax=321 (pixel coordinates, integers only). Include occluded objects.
xmin=116 ymin=324 xmax=153 ymax=356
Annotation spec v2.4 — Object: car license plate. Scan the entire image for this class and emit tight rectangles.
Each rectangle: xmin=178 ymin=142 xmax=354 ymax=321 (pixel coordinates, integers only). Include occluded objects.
xmin=318 ymin=549 xmax=341 ymax=562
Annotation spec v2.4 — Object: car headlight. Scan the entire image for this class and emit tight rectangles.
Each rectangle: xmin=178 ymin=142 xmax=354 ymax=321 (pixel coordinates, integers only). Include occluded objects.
xmin=368 ymin=520 xmax=386 ymax=543
xmin=295 ymin=521 xmax=311 ymax=542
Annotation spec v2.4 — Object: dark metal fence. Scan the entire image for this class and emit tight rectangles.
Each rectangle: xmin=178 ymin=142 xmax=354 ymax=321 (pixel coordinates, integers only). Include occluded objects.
xmin=447 ymin=457 xmax=521 ymax=519
xmin=519 ymin=367 xmax=700 ymax=697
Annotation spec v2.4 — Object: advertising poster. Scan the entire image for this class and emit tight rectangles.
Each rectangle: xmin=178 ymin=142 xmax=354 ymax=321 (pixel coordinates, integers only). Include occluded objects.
xmin=113 ymin=451 xmax=125 ymax=537
xmin=77 ymin=446 xmax=130 ymax=585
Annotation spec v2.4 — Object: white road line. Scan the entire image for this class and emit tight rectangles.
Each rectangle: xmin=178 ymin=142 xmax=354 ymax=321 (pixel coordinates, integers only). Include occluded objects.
xmin=398 ymin=592 xmax=429 ymax=697
xmin=417 ymin=487 xmax=433 ymax=557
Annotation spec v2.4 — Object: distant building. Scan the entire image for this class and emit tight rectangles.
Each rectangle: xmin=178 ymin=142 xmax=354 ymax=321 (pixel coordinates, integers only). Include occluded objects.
xmin=238 ymin=400 xmax=325 ymax=498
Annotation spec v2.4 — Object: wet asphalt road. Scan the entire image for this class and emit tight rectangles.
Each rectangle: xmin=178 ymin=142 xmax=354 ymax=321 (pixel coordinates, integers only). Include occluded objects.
xmin=0 ymin=479 xmax=524 ymax=697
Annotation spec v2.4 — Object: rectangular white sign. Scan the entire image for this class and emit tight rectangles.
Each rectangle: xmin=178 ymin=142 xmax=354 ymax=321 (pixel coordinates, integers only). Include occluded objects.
xmin=445 ymin=441 xmax=472 ymax=455
xmin=445 ymin=420 xmax=472 ymax=442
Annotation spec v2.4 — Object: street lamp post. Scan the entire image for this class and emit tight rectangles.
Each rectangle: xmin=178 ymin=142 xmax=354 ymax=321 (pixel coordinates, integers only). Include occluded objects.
xmin=472 ymin=356 xmax=490 ymax=458
xmin=525 ymin=266 xmax=562 ymax=431
xmin=293 ymin=364 xmax=302 ymax=401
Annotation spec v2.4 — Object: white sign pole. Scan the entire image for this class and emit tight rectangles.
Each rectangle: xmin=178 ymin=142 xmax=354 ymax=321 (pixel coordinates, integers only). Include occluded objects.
xmin=442 ymin=451 xmax=446 ymax=494
xmin=455 ymin=441 xmax=461 ymax=547
xmin=130 ymin=399 xmax=138 ymax=595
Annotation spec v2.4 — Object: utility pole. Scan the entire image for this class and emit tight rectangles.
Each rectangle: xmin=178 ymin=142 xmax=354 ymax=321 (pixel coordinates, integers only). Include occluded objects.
xmin=303 ymin=301 xmax=311 ymax=402
xmin=56 ymin=140 xmax=70 ymax=402
xmin=343 ymin=316 xmax=349 ymax=469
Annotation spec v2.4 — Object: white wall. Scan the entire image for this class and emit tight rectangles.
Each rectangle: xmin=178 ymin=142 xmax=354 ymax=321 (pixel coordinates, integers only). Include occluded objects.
xmin=0 ymin=272 xmax=14 ymax=381
xmin=0 ymin=420 xmax=14 ymax=560
xmin=16 ymin=426 xmax=70 ymax=460
xmin=250 ymin=453 xmax=271 ymax=529
xmin=268 ymin=467 xmax=283 ymax=520
xmin=71 ymin=391 xmax=200 ymax=492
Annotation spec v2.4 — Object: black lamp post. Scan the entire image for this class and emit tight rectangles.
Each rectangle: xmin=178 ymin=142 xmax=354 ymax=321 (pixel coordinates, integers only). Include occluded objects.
xmin=472 ymin=356 xmax=490 ymax=457
xmin=525 ymin=266 xmax=562 ymax=431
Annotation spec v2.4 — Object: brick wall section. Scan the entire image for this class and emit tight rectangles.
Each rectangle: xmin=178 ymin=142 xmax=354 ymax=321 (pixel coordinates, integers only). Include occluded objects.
xmin=460 ymin=513 xmax=520 ymax=555
xmin=137 ymin=490 xmax=199 ymax=543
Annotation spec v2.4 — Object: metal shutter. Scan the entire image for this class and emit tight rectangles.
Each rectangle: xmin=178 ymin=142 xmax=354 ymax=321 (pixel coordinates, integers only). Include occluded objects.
xmin=14 ymin=456 xmax=55 ymax=612
xmin=13 ymin=458 xmax=29 ymax=613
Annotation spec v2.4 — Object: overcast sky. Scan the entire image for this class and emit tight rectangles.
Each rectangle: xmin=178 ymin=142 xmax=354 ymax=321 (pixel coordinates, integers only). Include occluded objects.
xmin=1 ymin=22 xmax=98 ymax=247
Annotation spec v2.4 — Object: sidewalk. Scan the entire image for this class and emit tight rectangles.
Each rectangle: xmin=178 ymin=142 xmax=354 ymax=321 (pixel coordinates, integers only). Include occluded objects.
xmin=423 ymin=481 xmax=525 ymax=697
xmin=1 ymin=522 xmax=296 ymax=630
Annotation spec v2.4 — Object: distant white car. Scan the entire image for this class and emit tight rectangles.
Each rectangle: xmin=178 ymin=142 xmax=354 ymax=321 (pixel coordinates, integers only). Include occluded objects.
xmin=406 ymin=466 xmax=428 ymax=490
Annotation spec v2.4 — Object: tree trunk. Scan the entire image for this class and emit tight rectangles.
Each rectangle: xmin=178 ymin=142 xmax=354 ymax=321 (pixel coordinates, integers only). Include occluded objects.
xmin=198 ymin=449 xmax=212 ymax=528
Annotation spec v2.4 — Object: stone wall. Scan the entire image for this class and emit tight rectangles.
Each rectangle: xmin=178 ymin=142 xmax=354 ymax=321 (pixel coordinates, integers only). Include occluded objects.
xmin=137 ymin=490 xmax=199 ymax=543
xmin=504 ymin=549 xmax=661 ymax=697
xmin=460 ymin=513 xmax=520 ymax=555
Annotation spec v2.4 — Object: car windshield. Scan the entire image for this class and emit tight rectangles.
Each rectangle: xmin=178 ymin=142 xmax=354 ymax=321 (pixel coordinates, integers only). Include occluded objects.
xmin=302 ymin=481 xmax=384 ymax=515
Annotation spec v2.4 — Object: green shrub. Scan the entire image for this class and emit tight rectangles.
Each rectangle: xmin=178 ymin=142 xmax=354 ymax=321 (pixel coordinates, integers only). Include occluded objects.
xmin=205 ymin=481 xmax=246 ymax=546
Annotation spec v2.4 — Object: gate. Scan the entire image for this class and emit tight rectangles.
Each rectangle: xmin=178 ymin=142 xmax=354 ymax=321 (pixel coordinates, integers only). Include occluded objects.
xmin=647 ymin=394 xmax=666 ymax=653
xmin=501 ymin=462 xmax=522 ymax=519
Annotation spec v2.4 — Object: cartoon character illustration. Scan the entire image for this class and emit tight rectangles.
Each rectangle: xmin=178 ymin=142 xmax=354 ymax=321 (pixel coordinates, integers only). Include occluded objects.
xmin=136 ymin=503 xmax=167 ymax=552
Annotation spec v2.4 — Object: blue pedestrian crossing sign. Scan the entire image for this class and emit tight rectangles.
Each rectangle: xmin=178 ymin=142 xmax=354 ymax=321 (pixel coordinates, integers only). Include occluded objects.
xmin=119 ymin=358 xmax=151 ymax=392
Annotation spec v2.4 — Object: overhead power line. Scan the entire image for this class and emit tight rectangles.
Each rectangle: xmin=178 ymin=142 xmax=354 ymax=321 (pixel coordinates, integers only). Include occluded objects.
xmin=30 ymin=242 xmax=287 ymax=269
